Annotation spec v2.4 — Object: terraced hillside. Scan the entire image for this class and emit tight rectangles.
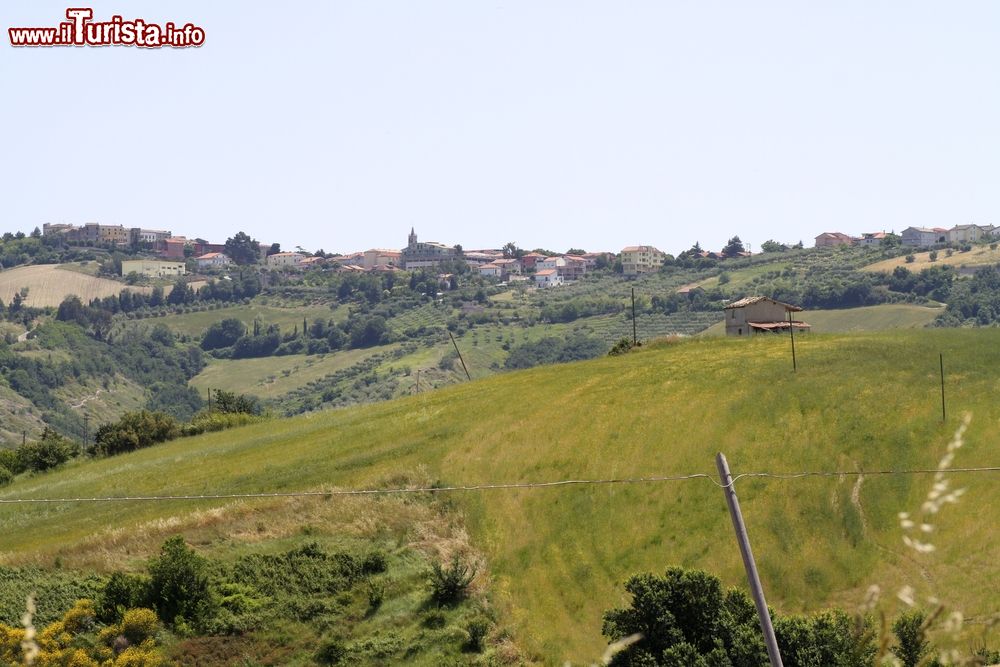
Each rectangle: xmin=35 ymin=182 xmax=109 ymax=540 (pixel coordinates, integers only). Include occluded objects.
xmin=2 ymin=330 xmax=998 ymax=663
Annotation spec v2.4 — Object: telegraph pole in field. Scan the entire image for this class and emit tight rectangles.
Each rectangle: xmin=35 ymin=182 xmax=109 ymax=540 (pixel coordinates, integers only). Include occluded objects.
xmin=716 ymin=453 xmax=784 ymax=667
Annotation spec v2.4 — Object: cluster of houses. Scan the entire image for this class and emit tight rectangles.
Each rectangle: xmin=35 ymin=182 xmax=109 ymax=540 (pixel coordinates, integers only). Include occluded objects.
xmin=331 ymin=229 xmax=612 ymax=288
xmin=42 ymin=223 xmax=771 ymax=287
xmin=44 ymin=222 xmax=323 ymax=278
xmin=815 ymin=223 xmax=997 ymax=249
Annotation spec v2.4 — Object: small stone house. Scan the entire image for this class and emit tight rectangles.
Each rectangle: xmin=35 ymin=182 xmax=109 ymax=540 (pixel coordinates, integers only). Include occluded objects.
xmin=724 ymin=296 xmax=811 ymax=337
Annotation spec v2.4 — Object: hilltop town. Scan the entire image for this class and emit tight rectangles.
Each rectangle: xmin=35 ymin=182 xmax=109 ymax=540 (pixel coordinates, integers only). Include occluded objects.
xmin=36 ymin=221 xmax=998 ymax=285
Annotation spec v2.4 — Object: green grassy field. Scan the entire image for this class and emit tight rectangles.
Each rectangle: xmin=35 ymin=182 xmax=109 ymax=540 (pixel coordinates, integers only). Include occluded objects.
xmin=144 ymin=303 xmax=339 ymax=338
xmin=190 ymin=348 xmax=386 ymax=399
xmin=2 ymin=330 xmax=999 ymax=663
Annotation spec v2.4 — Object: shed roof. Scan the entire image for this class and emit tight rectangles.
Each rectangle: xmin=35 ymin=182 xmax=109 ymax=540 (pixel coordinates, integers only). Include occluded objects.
xmin=725 ymin=296 xmax=803 ymax=312
xmin=748 ymin=321 xmax=811 ymax=331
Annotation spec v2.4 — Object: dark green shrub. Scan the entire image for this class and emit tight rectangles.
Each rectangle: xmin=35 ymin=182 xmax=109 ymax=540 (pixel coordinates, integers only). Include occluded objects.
xmin=422 ymin=609 xmax=447 ymax=628
xmin=608 ymin=337 xmax=636 ymax=356
xmin=97 ymin=571 xmax=152 ymax=623
xmin=361 ymin=551 xmax=388 ymax=575
xmin=429 ymin=555 xmax=477 ymax=606
xmin=315 ymin=639 xmax=347 ymax=665
xmin=366 ymin=580 xmax=385 ymax=613
xmin=465 ymin=617 xmax=490 ymax=652
xmin=0 ymin=465 xmax=12 ymax=487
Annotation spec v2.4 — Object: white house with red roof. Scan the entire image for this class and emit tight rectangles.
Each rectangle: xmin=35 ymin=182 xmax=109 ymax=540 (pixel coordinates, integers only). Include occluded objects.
xmin=194 ymin=252 xmax=232 ymax=269
xmin=534 ymin=268 xmax=563 ymax=288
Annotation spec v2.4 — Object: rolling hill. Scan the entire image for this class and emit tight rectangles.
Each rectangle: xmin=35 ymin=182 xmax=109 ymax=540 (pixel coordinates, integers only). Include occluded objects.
xmin=862 ymin=245 xmax=1000 ymax=273
xmin=2 ymin=329 xmax=999 ymax=663
xmin=0 ymin=264 xmax=152 ymax=308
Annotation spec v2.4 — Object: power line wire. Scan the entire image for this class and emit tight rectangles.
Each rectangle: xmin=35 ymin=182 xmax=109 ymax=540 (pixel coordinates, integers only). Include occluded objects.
xmin=0 ymin=466 xmax=997 ymax=505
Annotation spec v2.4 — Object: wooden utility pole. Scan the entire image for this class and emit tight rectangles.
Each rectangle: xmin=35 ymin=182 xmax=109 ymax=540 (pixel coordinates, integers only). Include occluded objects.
xmin=788 ymin=311 xmax=797 ymax=372
xmin=631 ymin=287 xmax=637 ymax=346
xmin=716 ymin=453 xmax=784 ymax=667
xmin=448 ymin=331 xmax=472 ymax=381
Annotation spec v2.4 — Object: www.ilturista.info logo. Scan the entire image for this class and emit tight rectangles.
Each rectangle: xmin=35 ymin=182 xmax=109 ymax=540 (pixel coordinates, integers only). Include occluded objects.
xmin=9 ymin=8 xmax=205 ymax=48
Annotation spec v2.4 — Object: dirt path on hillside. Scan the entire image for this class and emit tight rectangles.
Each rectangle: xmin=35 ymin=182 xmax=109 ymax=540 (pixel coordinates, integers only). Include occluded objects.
xmin=850 ymin=473 xmax=869 ymax=535
xmin=850 ymin=469 xmax=935 ymax=587
xmin=69 ymin=389 xmax=103 ymax=409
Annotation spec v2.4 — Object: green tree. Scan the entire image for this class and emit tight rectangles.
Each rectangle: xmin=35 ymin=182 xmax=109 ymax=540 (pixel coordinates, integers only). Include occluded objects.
xmin=602 ymin=567 xmax=767 ymax=666
xmin=722 ymin=236 xmax=746 ymax=257
xmin=201 ymin=318 xmax=247 ymax=350
xmin=167 ymin=279 xmax=194 ymax=305
xmin=225 ymin=231 xmax=261 ymax=265
xmin=349 ymin=315 xmax=389 ymax=348
xmin=150 ymin=285 xmax=165 ymax=307
xmin=891 ymin=610 xmax=932 ymax=667
xmin=148 ymin=536 xmax=216 ymax=628
xmin=502 ymin=242 xmax=524 ymax=259
xmin=774 ymin=610 xmax=877 ymax=667
xmin=760 ymin=240 xmax=787 ymax=253
xmin=603 ymin=567 xmax=877 ymax=667
xmin=212 ymin=389 xmax=261 ymax=415
xmin=16 ymin=428 xmax=76 ymax=473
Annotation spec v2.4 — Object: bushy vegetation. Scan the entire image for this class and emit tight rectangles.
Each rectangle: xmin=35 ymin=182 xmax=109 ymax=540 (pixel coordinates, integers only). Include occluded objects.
xmin=503 ymin=333 xmax=606 ymax=369
xmin=8 ymin=427 xmax=77 ymax=473
xmin=1 ymin=532 xmax=499 ymax=665
xmin=0 ymin=320 xmax=206 ymax=435
xmin=2 ymin=330 xmax=1000 ymax=661
xmin=602 ymin=567 xmax=985 ymax=667
xmin=0 ymin=598 xmax=166 ymax=665
xmin=935 ymin=265 xmax=1000 ymax=326
xmin=92 ymin=410 xmax=180 ymax=457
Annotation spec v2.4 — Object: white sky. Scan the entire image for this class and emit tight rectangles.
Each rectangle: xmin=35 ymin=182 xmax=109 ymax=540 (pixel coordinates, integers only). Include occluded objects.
xmin=2 ymin=2 xmax=998 ymax=256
